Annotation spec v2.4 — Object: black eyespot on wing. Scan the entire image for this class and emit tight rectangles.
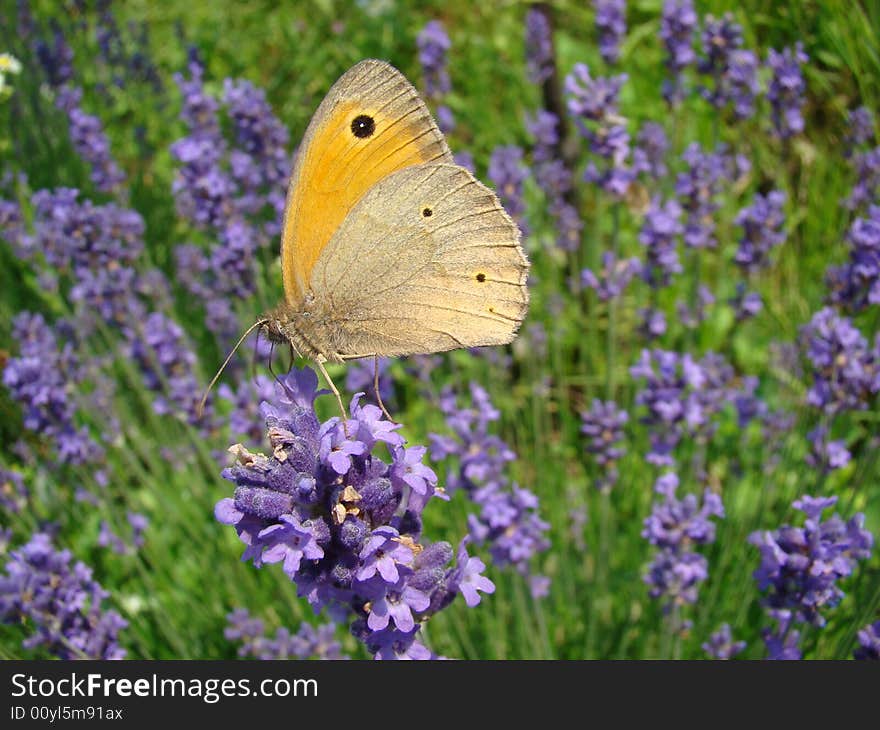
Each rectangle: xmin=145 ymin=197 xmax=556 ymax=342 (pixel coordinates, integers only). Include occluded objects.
xmin=351 ymin=114 xmax=375 ymax=138
xmin=476 ymin=273 xmax=486 ymax=282
xmin=422 ymin=207 xmax=433 ymax=218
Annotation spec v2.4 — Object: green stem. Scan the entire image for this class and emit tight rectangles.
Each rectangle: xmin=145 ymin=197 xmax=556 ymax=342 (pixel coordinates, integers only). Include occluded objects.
xmin=606 ymin=203 xmax=621 ymax=399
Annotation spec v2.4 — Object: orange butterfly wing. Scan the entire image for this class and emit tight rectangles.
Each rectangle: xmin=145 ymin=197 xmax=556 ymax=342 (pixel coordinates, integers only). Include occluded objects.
xmin=280 ymin=59 xmax=453 ymax=305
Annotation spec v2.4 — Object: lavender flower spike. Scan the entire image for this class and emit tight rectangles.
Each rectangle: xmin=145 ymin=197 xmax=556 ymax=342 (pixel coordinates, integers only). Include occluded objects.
xmin=0 ymin=532 xmax=127 ymax=659
xmin=216 ymin=367 xmax=493 ymax=659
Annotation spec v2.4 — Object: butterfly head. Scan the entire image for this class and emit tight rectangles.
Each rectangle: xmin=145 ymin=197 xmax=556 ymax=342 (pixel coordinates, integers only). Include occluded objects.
xmin=260 ymin=301 xmax=328 ymax=362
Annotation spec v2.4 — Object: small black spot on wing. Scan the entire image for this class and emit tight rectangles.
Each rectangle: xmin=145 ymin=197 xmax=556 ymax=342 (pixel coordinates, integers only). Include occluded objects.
xmin=351 ymin=114 xmax=375 ymax=138
xmin=476 ymin=273 xmax=486 ymax=282
xmin=422 ymin=207 xmax=433 ymax=218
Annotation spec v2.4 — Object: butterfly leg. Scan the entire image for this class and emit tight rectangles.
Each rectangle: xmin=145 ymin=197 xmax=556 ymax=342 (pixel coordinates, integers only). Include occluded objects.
xmin=372 ymin=355 xmax=396 ymax=423
xmin=315 ymin=356 xmax=350 ymax=436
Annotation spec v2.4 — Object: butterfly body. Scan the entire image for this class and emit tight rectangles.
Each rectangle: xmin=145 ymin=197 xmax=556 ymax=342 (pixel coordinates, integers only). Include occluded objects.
xmin=262 ymin=59 xmax=529 ymax=367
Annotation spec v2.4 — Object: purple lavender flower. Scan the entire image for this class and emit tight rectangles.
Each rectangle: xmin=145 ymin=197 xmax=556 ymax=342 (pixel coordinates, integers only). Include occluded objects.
xmin=845 ymin=146 xmax=880 ymax=212
xmin=799 ymin=307 xmax=879 ymax=413
xmin=762 ymin=609 xmax=802 ymax=660
xmin=750 ymin=495 xmax=872 ymax=630
xmin=697 ymin=14 xmax=744 ymax=110
xmin=33 ymin=22 xmax=74 ymax=88
xmin=676 ymin=284 xmax=715 ymax=329
xmin=3 ymin=312 xmax=104 ymax=466
xmin=734 ymin=190 xmax=786 ymax=273
xmin=730 ymin=284 xmax=763 ymax=321
xmin=639 ymin=308 xmax=668 ymax=340
xmin=344 ymin=358 xmax=394 ymax=412
xmin=703 ymin=623 xmax=746 ymax=659
xmin=846 ymin=106 xmax=875 ymax=154
xmin=0 ymin=469 xmax=28 ymax=514
xmin=55 ymin=86 xmax=125 ymax=193
xmin=826 ymin=205 xmax=880 ymax=311
xmin=581 ymin=251 xmax=641 ymax=300
xmin=488 ymin=145 xmax=530 ymax=236
xmin=594 ymin=1 xmax=626 ymax=65
xmin=430 ymin=384 xmax=550 ymax=591
xmin=127 ymin=312 xmax=211 ymax=426
xmin=0 ymin=532 xmax=127 ymax=659
xmin=566 ymin=64 xmax=634 ymax=197
xmin=525 ymin=7 xmax=554 ymax=85
xmin=805 ymin=425 xmax=851 ymax=474
xmin=222 ymin=78 xmax=292 ymax=235
xmin=219 ymin=374 xmax=276 ymax=447
xmin=766 ymin=43 xmax=808 ymax=139
xmin=98 ymin=513 xmax=149 ymax=556
xmin=639 ymin=197 xmax=683 ymax=287
xmin=26 ymin=188 xmax=144 ymax=273
xmin=580 ymin=399 xmax=628 ymax=490
xmin=660 ymin=0 xmax=698 ymax=104
xmin=633 ymin=122 xmax=669 ymax=181
xmin=9 ymin=188 xmax=148 ymax=330
xmin=676 ymin=143 xmax=735 ymax=249
xmin=417 ymin=21 xmax=452 ymax=98
xmin=225 ymin=609 xmax=345 ymax=659
xmin=854 ymin=621 xmax=880 ymax=660
xmin=631 ymin=349 xmax=735 ymax=465
xmin=527 ymin=112 xmax=582 ymax=251
xmin=216 ymin=367 xmax=492 ymax=659
xmin=643 ymin=472 xmax=724 ymax=610
xmin=726 ymin=50 xmax=761 ymax=120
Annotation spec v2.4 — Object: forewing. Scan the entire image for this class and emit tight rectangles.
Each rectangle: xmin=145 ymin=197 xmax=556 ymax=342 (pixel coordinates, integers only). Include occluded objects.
xmin=280 ymin=59 xmax=453 ymax=304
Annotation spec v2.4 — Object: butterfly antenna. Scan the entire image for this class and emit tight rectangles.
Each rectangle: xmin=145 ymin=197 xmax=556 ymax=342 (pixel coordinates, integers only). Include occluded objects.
xmin=250 ymin=326 xmax=262 ymax=386
xmin=198 ymin=319 xmax=267 ymax=419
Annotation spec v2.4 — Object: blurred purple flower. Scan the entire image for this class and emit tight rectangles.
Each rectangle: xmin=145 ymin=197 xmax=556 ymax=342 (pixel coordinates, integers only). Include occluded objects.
xmin=225 ymin=608 xmax=345 ymax=659
xmin=581 ymin=251 xmax=641 ymax=300
xmin=488 ymin=145 xmax=530 ymax=236
xmin=805 ymin=425 xmax=850 ymax=474
xmin=734 ymin=190 xmax=787 ymax=273
xmin=33 ymin=22 xmax=73 ymax=88
xmin=697 ymin=13 xmax=745 ymax=111
xmin=799 ymin=307 xmax=879 ymax=413
xmin=55 ymin=85 xmax=125 ymax=193
xmin=430 ymin=384 xmax=550 ymax=591
xmin=845 ymin=146 xmax=880 ymax=213
xmin=417 ymin=21 xmax=451 ymax=98
xmin=0 ymin=469 xmax=28 ymax=514
xmin=631 ymin=349 xmax=735 ymax=465
xmin=127 ymin=311 xmax=213 ymax=427
xmin=0 ymin=532 xmax=127 ymax=659
xmin=660 ymin=0 xmax=698 ymax=104
xmin=594 ymin=0 xmax=627 ymax=65
xmin=639 ymin=308 xmax=668 ymax=340
xmin=525 ymin=7 xmax=554 ymax=85
xmin=676 ymin=143 xmax=736 ymax=250
xmin=766 ymin=43 xmax=808 ymax=139
xmin=854 ymin=620 xmax=880 ymax=660
xmin=640 ymin=197 xmax=683 ymax=287
xmin=845 ymin=106 xmax=875 ymax=155
xmin=633 ymin=123 xmax=669 ymax=181
xmin=580 ymin=399 xmax=628 ymax=490
xmin=703 ymin=623 xmax=746 ymax=659
xmin=3 ymin=312 xmax=104 ymax=466
xmin=730 ymin=284 xmax=763 ymax=321
xmin=566 ymin=64 xmax=635 ymax=197
xmin=826 ymin=205 xmax=880 ymax=311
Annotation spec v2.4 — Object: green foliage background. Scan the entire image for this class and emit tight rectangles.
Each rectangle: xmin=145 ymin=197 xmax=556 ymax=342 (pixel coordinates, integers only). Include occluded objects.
xmin=0 ymin=0 xmax=878 ymax=659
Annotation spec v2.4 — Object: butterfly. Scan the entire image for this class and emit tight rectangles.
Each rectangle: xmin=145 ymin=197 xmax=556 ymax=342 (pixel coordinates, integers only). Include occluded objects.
xmin=208 ymin=59 xmax=530 ymax=417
